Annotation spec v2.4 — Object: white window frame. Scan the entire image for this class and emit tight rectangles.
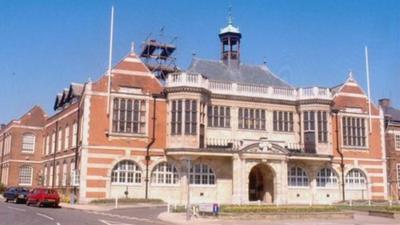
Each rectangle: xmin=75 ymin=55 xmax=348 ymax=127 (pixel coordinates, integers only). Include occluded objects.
xmin=345 ymin=168 xmax=367 ymax=189
xmin=55 ymin=164 xmax=60 ymax=186
xmin=21 ymin=133 xmax=35 ymax=153
xmin=151 ymin=162 xmax=179 ymax=186
xmin=288 ymin=166 xmax=309 ymax=187
xmin=43 ymin=166 xmax=48 ymax=187
xmin=111 ymin=160 xmax=142 ymax=185
xmin=189 ymin=163 xmax=216 ymax=186
xmin=72 ymin=123 xmax=77 ymax=147
xmin=19 ymin=166 xmax=33 ymax=186
xmin=51 ymin=133 xmax=55 ymax=154
xmin=57 ymin=130 xmax=62 ymax=152
xmin=62 ymin=162 xmax=67 ymax=186
xmin=64 ymin=126 xmax=70 ymax=151
xmin=395 ymin=134 xmax=400 ymax=150
xmin=397 ymin=163 xmax=400 ymax=189
xmin=316 ymin=167 xmax=338 ymax=188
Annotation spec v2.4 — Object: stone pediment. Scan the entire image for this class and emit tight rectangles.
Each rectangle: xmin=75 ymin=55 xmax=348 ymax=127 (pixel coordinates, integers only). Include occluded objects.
xmin=239 ymin=138 xmax=289 ymax=154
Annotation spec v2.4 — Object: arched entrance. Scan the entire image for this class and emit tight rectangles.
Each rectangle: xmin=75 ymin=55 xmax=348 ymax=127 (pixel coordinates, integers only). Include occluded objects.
xmin=248 ymin=163 xmax=275 ymax=203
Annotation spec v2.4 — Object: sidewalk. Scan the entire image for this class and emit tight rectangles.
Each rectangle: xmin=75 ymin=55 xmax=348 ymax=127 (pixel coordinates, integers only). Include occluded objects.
xmin=60 ymin=202 xmax=167 ymax=212
xmin=158 ymin=212 xmax=221 ymax=225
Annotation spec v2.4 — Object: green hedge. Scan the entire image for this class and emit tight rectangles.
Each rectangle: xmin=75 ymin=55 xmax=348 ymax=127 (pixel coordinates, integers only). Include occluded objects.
xmin=220 ymin=205 xmax=340 ymax=213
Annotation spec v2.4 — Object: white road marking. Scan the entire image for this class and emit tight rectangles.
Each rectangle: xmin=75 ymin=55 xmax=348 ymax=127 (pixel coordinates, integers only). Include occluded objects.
xmin=55 ymin=222 xmax=61 ymax=225
xmin=7 ymin=206 xmax=26 ymax=212
xmin=36 ymin=213 xmax=55 ymax=221
xmin=99 ymin=219 xmax=135 ymax=225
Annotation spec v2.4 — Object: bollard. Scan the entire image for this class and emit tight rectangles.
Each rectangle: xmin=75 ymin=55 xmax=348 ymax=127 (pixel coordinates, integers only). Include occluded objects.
xmin=349 ymin=200 xmax=352 ymax=207
xmin=115 ymin=197 xmax=118 ymax=209
xmin=368 ymin=200 xmax=371 ymax=206
xmin=167 ymin=203 xmax=170 ymax=213
xmin=389 ymin=200 xmax=393 ymax=207
xmin=174 ymin=203 xmax=177 ymax=211
xmin=257 ymin=200 xmax=261 ymax=206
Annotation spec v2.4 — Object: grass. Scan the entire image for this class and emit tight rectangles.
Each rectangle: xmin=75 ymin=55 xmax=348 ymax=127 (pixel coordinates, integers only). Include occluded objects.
xmin=89 ymin=198 xmax=164 ymax=205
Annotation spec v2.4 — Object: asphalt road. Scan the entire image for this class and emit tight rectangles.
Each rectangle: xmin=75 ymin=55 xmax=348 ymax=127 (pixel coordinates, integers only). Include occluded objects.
xmin=0 ymin=201 xmax=170 ymax=225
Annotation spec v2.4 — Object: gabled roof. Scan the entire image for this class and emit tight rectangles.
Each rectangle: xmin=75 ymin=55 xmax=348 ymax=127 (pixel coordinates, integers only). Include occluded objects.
xmin=53 ymin=93 xmax=63 ymax=110
xmin=187 ymin=58 xmax=292 ymax=88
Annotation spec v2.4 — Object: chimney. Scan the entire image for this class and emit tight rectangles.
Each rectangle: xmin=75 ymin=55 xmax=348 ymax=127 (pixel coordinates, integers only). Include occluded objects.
xmin=379 ymin=98 xmax=391 ymax=108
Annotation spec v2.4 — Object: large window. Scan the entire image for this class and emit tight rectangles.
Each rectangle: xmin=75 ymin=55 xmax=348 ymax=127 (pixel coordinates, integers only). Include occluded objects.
xmin=171 ymin=100 xmax=183 ymax=135
xmin=111 ymin=160 xmax=142 ymax=184
xmin=51 ymin=132 xmax=55 ymax=154
xmin=184 ymin=99 xmax=197 ymax=135
xmin=238 ymin=108 xmax=266 ymax=130
xmin=273 ymin=111 xmax=294 ymax=132
xmin=112 ymin=98 xmax=146 ymax=134
xmin=342 ymin=117 xmax=366 ymax=147
xmin=316 ymin=168 xmax=338 ymax=187
xmin=207 ymin=105 xmax=230 ymax=128
xmin=395 ymin=134 xmax=400 ymax=150
xmin=288 ymin=167 xmax=309 ymax=187
xmin=19 ymin=165 xmax=33 ymax=185
xmin=43 ymin=166 xmax=48 ymax=187
xmin=22 ymin=133 xmax=35 ymax=153
xmin=317 ymin=111 xmax=328 ymax=143
xmin=151 ymin=162 xmax=179 ymax=185
xmin=345 ymin=169 xmax=367 ymax=189
xmin=189 ymin=163 xmax=215 ymax=185
xmin=45 ymin=136 xmax=50 ymax=155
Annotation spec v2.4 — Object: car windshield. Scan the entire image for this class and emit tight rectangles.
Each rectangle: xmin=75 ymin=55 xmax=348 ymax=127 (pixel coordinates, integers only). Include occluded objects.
xmin=17 ymin=187 xmax=29 ymax=192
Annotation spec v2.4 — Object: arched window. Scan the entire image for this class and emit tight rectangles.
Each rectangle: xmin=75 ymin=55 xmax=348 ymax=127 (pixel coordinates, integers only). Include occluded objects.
xmin=19 ymin=165 xmax=33 ymax=185
xmin=288 ymin=167 xmax=309 ymax=187
xmin=345 ymin=169 xmax=367 ymax=189
xmin=22 ymin=133 xmax=35 ymax=153
xmin=189 ymin=163 xmax=215 ymax=185
xmin=111 ymin=160 xmax=142 ymax=184
xmin=151 ymin=162 xmax=179 ymax=185
xmin=317 ymin=167 xmax=338 ymax=187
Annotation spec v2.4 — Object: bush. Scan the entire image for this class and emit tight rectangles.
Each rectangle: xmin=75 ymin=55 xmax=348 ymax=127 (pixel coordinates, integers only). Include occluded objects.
xmin=90 ymin=198 xmax=164 ymax=205
xmin=0 ymin=183 xmax=6 ymax=194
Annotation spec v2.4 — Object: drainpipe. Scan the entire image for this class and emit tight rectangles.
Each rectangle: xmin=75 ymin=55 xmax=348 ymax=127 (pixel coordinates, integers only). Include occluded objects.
xmin=145 ymin=94 xmax=158 ymax=199
xmin=73 ymin=105 xmax=81 ymax=197
xmin=52 ymin=121 xmax=59 ymax=188
xmin=0 ymin=132 xmax=5 ymax=183
xmin=332 ymin=108 xmax=345 ymax=202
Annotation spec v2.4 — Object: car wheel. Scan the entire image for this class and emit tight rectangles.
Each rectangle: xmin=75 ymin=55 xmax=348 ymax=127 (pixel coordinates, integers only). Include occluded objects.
xmin=36 ymin=201 xmax=41 ymax=207
xmin=5 ymin=199 xmax=9 ymax=203
xmin=16 ymin=199 xmax=20 ymax=204
xmin=26 ymin=200 xmax=30 ymax=206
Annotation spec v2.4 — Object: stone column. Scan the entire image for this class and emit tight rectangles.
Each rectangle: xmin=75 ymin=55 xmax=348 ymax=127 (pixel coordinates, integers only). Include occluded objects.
xmin=278 ymin=159 xmax=288 ymax=204
xmin=232 ymin=154 xmax=243 ymax=204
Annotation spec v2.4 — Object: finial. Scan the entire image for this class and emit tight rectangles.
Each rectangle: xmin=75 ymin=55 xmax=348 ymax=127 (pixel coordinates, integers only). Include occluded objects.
xmin=228 ymin=5 xmax=233 ymax=25
xmin=131 ymin=41 xmax=135 ymax=53
xmin=348 ymin=70 xmax=354 ymax=81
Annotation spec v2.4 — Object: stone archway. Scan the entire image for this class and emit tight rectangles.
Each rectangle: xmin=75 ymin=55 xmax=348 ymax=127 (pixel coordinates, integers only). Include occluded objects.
xmin=248 ymin=163 xmax=275 ymax=203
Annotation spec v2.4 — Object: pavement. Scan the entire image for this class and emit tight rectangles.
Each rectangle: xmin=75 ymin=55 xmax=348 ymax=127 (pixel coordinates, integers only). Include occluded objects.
xmin=0 ymin=200 xmax=170 ymax=225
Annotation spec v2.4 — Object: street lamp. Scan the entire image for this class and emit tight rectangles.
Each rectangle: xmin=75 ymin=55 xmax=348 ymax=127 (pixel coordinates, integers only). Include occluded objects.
xmin=332 ymin=108 xmax=345 ymax=202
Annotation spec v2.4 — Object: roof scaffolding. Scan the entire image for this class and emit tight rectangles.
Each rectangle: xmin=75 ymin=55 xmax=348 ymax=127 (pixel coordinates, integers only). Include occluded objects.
xmin=140 ymin=31 xmax=178 ymax=80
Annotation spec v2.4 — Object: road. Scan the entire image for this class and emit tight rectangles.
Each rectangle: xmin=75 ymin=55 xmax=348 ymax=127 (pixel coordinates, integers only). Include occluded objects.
xmin=0 ymin=201 xmax=170 ymax=225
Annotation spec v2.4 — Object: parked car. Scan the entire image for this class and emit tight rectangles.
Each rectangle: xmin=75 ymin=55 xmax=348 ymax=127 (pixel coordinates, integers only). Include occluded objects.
xmin=3 ymin=187 xmax=30 ymax=203
xmin=26 ymin=188 xmax=60 ymax=208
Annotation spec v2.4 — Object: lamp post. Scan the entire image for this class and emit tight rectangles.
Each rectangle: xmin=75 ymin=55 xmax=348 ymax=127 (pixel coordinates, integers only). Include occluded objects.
xmin=332 ymin=108 xmax=345 ymax=202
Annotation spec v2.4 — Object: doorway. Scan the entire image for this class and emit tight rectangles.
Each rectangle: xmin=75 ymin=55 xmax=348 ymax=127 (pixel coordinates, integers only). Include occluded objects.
xmin=248 ymin=163 xmax=274 ymax=203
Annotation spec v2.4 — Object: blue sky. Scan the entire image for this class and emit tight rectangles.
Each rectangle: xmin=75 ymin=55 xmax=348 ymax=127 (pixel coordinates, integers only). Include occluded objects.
xmin=1 ymin=0 xmax=399 ymax=123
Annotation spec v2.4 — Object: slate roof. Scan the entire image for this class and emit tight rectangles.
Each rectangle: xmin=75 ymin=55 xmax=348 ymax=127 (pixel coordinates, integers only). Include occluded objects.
xmin=382 ymin=106 xmax=400 ymax=122
xmin=187 ymin=58 xmax=292 ymax=88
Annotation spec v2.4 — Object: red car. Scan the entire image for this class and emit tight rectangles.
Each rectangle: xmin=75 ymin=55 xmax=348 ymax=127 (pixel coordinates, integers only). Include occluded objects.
xmin=26 ymin=188 xmax=60 ymax=208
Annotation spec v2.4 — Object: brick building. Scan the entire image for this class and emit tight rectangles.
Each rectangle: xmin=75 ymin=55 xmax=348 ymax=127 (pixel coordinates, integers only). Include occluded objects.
xmin=0 ymin=106 xmax=46 ymax=187
xmin=380 ymin=98 xmax=400 ymax=200
xmin=0 ymin=18 xmax=389 ymax=204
